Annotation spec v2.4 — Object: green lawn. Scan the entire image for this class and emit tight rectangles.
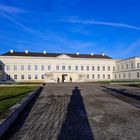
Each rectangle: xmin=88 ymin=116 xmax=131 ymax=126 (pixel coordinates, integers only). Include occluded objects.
xmin=0 ymin=86 xmax=36 ymax=115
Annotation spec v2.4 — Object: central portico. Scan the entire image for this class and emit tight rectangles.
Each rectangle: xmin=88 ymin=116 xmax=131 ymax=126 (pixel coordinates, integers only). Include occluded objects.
xmin=45 ymin=72 xmax=86 ymax=83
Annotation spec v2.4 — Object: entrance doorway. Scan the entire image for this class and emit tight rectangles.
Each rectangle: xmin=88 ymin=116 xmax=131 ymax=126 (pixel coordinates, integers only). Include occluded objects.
xmin=62 ymin=74 xmax=67 ymax=82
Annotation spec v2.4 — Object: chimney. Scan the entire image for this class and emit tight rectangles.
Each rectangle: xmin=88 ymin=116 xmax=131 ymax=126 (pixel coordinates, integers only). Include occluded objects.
xmin=76 ymin=52 xmax=79 ymax=55
xmin=43 ymin=51 xmax=46 ymax=54
xmin=102 ymin=53 xmax=105 ymax=56
xmin=25 ymin=50 xmax=29 ymax=54
xmin=10 ymin=50 xmax=14 ymax=53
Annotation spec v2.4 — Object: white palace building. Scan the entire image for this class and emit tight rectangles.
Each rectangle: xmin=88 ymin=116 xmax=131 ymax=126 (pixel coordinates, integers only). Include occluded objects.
xmin=0 ymin=50 xmax=140 ymax=83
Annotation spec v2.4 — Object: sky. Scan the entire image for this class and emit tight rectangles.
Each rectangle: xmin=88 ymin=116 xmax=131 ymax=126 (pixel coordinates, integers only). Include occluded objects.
xmin=0 ymin=0 xmax=140 ymax=58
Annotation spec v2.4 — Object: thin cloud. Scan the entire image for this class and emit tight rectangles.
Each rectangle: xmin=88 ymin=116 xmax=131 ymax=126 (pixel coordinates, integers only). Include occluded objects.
xmin=59 ymin=18 xmax=140 ymax=31
xmin=0 ymin=4 xmax=24 ymax=14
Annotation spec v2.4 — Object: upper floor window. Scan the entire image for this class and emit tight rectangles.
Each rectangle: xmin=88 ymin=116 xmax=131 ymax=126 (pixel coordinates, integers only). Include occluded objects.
xmin=6 ymin=65 xmax=10 ymax=71
xmin=86 ymin=66 xmax=89 ymax=71
xmin=35 ymin=65 xmax=38 ymax=70
xmin=122 ymin=65 xmax=124 ymax=70
xmin=108 ymin=66 xmax=110 ymax=71
xmin=21 ymin=65 xmax=24 ymax=70
xmin=75 ymin=66 xmax=78 ymax=71
xmin=62 ymin=66 xmax=65 ymax=70
xmin=14 ymin=65 xmax=17 ymax=70
xmin=68 ymin=66 xmax=71 ymax=70
xmin=41 ymin=65 xmax=44 ymax=70
xmin=28 ymin=65 xmax=31 ymax=70
xmin=97 ymin=66 xmax=100 ymax=71
xmin=103 ymin=66 xmax=105 ymax=71
xmin=92 ymin=66 xmax=94 ymax=71
xmin=48 ymin=65 xmax=51 ymax=70
xmin=113 ymin=67 xmax=115 ymax=71
xmin=137 ymin=63 xmax=140 ymax=68
xmin=131 ymin=63 xmax=134 ymax=68
xmin=126 ymin=64 xmax=129 ymax=69
xmin=56 ymin=66 xmax=59 ymax=70
xmin=81 ymin=66 xmax=84 ymax=71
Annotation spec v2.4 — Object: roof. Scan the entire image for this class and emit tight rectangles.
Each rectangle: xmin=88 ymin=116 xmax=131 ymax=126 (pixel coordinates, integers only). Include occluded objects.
xmin=1 ymin=51 xmax=112 ymax=59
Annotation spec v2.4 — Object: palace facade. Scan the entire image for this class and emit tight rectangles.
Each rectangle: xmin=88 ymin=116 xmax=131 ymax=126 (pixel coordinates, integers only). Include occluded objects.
xmin=0 ymin=50 xmax=140 ymax=83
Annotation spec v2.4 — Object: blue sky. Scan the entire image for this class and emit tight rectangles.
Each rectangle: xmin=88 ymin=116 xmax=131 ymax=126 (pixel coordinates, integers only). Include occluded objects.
xmin=0 ymin=0 xmax=140 ymax=58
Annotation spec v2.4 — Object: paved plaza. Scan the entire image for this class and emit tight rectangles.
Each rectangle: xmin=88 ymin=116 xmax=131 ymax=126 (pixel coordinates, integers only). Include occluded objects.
xmin=2 ymin=83 xmax=140 ymax=140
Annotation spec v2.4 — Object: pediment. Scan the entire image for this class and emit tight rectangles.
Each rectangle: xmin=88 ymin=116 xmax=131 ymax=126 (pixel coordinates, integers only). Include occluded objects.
xmin=56 ymin=54 xmax=71 ymax=59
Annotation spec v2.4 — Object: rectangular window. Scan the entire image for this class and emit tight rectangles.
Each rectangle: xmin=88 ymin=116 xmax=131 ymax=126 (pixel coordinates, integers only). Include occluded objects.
xmin=113 ymin=67 xmax=115 ymax=71
xmin=137 ymin=72 xmax=140 ymax=78
xmin=122 ymin=65 xmax=124 ymax=70
xmin=137 ymin=63 xmax=140 ymax=68
xmin=97 ymin=66 xmax=100 ymax=71
xmin=92 ymin=74 xmax=94 ymax=79
xmin=107 ymin=74 xmax=110 ymax=79
xmin=35 ymin=74 xmax=38 ymax=79
xmin=35 ymin=65 xmax=38 ymax=70
xmin=28 ymin=65 xmax=31 ymax=70
xmin=7 ymin=75 xmax=10 ymax=80
xmin=108 ymin=66 xmax=110 ymax=71
xmin=14 ymin=74 xmax=17 ymax=79
xmin=129 ymin=73 xmax=131 ymax=78
xmin=98 ymin=74 xmax=100 ymax=79
xmin=87 ymin=74 xmax=89 ymax=79
xmin=56 ymin=66 xmax=59 ymax=70
xmin=103 ymin=74 xmax=105 ymax=79
xmin=86 ymin=66 xmax=89 ymax=71
xmin=62 ymin=66 xmax=65 ymax=70
xmin=123 ymin=73 xmax=125 ymax=78
xmin=92 ymin=66 xmax=94 ymax=71
xmin=41 ymin=65 xmax=44 ymax=70
xmin=14 ymin=65 xmax=17 ymax=70
xmin=68 ymin=66 xmax=71 ymax=70
xmin=75 ymin=66 xmax=78 ymax=71
xmin=6 ymin=65 xmax=10 ymax=71
xmin=41 ymin=75 xmax=44 ymax=79
xmin=21 ymin=75 xmax=24 ymax=79
xmin=131 ymin=63 xmax=134 ymax=68
xmin=115 ymin=74 xmax=117 ymax=79
xmin=48 ymin=65 xmax=51 ymax=70
xmin=126 ymin=64 xmax=129 ymax=69
xmin=81 ymin=66 xmax=84 ymax=71
xmin=103 ymin=66 xmax=105 ymax=71
xmin=0 ymin=65 xmax=2 ymax=70
xmin=21 ymin=65 xmax=24 ymax=71
xmin=28 ymin=75 xmax=31 ymax=79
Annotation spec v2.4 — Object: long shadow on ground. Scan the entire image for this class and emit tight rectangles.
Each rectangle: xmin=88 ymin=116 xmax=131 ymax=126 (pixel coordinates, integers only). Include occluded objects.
xmin=1 ymin=87 xmax=43 ymax=140
xmin=58 ymin=86 xmax=94 ymax=140
xmin=102 ymin=86 xmax=140 ymax=109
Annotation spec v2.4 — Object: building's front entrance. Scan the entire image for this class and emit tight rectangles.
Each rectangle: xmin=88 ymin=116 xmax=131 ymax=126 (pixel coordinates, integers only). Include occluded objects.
xmin=62 ymin=74 xmax=67 ymax=82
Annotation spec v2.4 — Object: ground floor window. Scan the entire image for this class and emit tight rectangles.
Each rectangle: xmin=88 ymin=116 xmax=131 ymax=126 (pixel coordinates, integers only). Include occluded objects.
xmin=41 ymin=75 xmax=44 ymax=79
xmin=87 ymin=74 xmax=89 ymax=79
xmin=14 ymin=74 xmax=17 ymax=80
xmin=103 ymin=74 xmax=105 ymax=79
xmin=21 ymin=75 xmax=24 ymax=79
xmin=35 ymin=74 xmax=38 ymax=79
xmin=92 ymin=74 xmax=94 ymax=79
xmin=137 ymin=72 xmax=140 ymax=78
xmin=7 ymin=75 xmax=10 ymax=80
xmin=28 ymin=75 xmax=31 ymax=79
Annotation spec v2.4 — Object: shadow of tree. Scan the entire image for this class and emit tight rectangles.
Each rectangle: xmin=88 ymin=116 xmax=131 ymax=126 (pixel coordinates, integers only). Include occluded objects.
xmin=58 ymin=86 xmax=94 ymax=140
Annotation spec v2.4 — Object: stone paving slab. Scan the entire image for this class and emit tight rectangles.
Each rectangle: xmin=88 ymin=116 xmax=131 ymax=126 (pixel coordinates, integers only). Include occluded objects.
xmin=2 ymin=83 xmax=140 ymax=140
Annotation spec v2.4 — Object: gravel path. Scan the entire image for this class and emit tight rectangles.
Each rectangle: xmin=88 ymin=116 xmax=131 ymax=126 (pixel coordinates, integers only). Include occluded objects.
xmin=2 ymin=83 xmax=140 ymax=140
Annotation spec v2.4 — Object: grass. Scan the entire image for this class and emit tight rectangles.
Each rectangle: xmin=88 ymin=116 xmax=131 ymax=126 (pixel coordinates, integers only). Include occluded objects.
xmin=0 ymin=86 xmax=36 ymax=115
